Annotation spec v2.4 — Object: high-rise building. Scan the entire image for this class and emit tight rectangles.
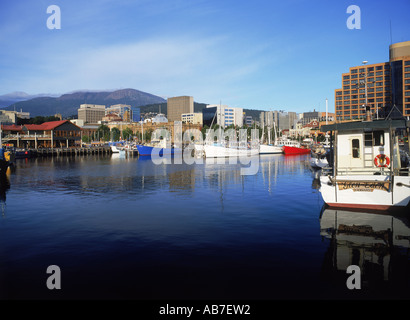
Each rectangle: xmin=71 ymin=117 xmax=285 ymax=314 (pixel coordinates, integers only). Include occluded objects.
xmin=167 ymin=96 xmax=194 ymax=122
xmin=205 ymin=104 xmax=243 ymax=128
xmin=334 ymin=40 xmax=410 ymax=121
xmin=131 ymin=107 xmax=141 ymax=122
xmin=78 ymin=104 xmax=106 ymax=123
xmin=105 ymin=104 xmax=131 ymax=119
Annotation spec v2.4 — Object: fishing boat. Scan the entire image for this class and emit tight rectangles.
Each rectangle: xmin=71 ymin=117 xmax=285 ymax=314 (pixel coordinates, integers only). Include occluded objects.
xmin=259 ymin=121 xmax=282 ymax=154
xmin=136 ymin=138 xmax=178 ymax=156
xmin=282 ymin=144 xmax=311 ymax=155
xmin=110 ymin=145 xmax=123 ymax=153
xmin=319 ymin=118 xmax=410 ymax=210
xmin=310 ymin=144 xmax=329 ymax=169
xmin=199 ymin=141 xmax=259 ymax=158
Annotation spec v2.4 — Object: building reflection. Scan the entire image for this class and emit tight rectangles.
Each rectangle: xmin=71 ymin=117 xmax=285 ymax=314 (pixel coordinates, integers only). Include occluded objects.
xmin=320 ymin=206 xmax=410 ymax=292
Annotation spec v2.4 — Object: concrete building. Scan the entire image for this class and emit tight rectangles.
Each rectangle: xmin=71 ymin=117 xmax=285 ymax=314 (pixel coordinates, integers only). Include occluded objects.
xmin=78 ymin=104 xmax=106 ymax=123
xmin=205 ymin=104 xmax=244 ymax=128
xmin=105 ymin=104 xmax=131 ymax=119
xmin=0 ymin=110 xmax=30 ymax=124
xmin=335 ymin=40 xmax=410 ymax=121
xmin=167 ymin=96 xmax=194 ymax=122
xmin=301 ymin=110 xmax=335 ymax=125
xmin=273 ymin=110 xmax=298 ymax=131
xmin=181 ymin=112 xmax=203 ymax=125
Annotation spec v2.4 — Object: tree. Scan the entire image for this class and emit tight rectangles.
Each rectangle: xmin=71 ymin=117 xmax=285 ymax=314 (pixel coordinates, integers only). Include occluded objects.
xmin=97 ymin=124 xmax=110 ymax=141
xmin=122 ymin=127 xmax=133 ymax=140
xmin=82 ymin=135 xmax=91 ymax=143
xmin=111 ymin=127 xmax=121 ymax=141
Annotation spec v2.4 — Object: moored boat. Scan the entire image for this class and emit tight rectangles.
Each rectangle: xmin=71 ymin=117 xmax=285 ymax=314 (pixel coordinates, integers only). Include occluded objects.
xmin=283 ymin=145 xmax=311 ymax=155
xmin=319 ymin=119 xmax=410 ymax=210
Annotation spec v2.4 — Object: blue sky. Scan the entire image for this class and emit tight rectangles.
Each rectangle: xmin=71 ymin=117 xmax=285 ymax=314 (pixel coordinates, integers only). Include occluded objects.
xmin=1 ymin=0 xmax=409 ymax=113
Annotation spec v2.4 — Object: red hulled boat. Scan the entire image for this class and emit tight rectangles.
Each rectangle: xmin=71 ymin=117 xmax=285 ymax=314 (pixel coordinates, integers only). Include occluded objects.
xmin=282 ymin=145 xmax=311 ymax=155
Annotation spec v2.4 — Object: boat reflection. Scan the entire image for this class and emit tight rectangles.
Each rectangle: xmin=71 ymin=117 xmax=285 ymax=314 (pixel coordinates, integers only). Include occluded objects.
xmin=0 ymin=172 xmax=10 ymax=215
xmin=319 ymin=206 xmax=410 ymax=293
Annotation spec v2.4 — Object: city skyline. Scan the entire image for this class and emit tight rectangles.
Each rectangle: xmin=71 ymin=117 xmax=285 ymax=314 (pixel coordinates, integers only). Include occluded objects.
xmin=1 ymin=0 xmax=409 ymax=114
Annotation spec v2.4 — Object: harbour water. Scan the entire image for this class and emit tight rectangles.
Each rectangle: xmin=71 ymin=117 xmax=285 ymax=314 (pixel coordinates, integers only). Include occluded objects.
xmin=0 ymin=154 xmax=409 ymax=300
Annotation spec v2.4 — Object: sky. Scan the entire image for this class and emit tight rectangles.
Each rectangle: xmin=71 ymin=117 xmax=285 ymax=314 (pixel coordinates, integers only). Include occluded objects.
xmin=0 ymin=0 xmax=409 ymax=113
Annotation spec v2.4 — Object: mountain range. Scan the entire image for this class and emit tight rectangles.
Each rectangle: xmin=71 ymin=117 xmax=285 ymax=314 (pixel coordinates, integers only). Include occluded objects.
xmin=1 ymin=88 xmax=166 ymax=117
xmin=1 ymin=88 xmax=262 ymax=121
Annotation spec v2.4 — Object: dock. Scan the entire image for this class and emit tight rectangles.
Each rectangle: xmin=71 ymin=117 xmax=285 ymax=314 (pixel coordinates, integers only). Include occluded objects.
xmin=15 ymin=147 xmax=113 ymax=158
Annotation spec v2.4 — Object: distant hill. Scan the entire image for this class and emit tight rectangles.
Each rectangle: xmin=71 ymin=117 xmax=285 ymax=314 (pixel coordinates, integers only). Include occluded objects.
xmin=0 ymin=91 xmax=59 ymax=108
xmin=4 ymin=88 xmax=166 ymax=117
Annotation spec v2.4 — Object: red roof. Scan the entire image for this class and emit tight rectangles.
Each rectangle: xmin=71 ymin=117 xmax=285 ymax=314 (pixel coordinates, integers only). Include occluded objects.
xmin=1 ymin=124 xmax=23 ymax=132
xmin=24 ymin=120 xmax=76 ymax=131
xmin=24 ymin=124 xmax=47 ymax=131
xmin=40 ymin=120 xmax=69 ymax=130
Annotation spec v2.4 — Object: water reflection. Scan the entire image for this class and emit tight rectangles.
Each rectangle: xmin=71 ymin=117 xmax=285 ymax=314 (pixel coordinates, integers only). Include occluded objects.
xmin=0 ymin=173 xmax=10 ymax=215
xmin=320 ymin=206 xmax=410 ymax=294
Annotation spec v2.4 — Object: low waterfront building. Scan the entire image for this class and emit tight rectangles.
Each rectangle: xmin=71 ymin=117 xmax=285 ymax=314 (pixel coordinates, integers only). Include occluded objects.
xmin=2 ymin=120 xmax=82 ymax=148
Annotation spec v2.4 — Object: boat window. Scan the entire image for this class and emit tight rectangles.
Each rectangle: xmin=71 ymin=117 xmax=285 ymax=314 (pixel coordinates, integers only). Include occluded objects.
xmin=364 ymin=133 xmax=372 ymax=147
xmin=352 ymin=139 xmax=360 ymax=158
xmin=373 ymin=130 xmax=384 ymax=146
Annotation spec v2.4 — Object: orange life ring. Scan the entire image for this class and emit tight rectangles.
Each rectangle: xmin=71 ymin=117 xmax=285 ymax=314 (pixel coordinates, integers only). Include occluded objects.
xmin=374 ymin=154 xmax=390 ymax=167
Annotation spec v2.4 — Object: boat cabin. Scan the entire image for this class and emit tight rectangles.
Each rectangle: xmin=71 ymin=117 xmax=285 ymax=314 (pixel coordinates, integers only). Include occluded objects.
xmin=321 ymin=119 xmax=410 ymax=176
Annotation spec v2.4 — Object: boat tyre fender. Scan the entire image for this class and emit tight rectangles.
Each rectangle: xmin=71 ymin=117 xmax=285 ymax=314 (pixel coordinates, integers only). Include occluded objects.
xmin=374 ymin=154 xmax=390 ymax=167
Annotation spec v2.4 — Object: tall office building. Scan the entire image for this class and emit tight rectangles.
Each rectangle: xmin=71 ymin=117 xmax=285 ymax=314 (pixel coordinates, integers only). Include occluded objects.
xmin=205 ymin=104 xmax=243 ymax=128
xmin=105 ymin=104 xmax=131 ymax=119
xmin=78 ymin=104 xmax=106 ymax=123
xmin=131 ymin=106 xmax=141 ymax=122
xmin=167 ymin=96 xmax=194 ymax=122
xmin=335 ymin=40 xmax=410 ymax=121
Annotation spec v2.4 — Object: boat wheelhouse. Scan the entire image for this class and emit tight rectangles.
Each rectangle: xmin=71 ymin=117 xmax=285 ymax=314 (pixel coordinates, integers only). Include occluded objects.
xmin=319 ymin=119 xmax=410 ymax=210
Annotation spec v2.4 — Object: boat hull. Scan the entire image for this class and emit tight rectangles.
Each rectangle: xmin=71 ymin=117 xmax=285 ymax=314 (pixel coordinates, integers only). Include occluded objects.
xmin=136 ymin=145 xmax=176 ymax=156
xmin=283 ymin=146 xmax=311 ymax=155
xmin=202 ymin=144 xmax=259 ymax=158
xmin=310 ymin=157 xmax=328 ymax=169
xmin=319 ymin=175 xmax=410 ymax=210
xmin=259 ymin=144 xmax=283 ymax=154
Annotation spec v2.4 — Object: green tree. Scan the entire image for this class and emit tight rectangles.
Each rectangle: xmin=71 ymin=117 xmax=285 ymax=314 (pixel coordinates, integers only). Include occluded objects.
xmin=111 ymin=127 xmax=121 ymax=141
xmin=82 ymin=135 xmax=91 ymax=143
xmin=122 ymin=127 xmax=133 ymax=140
xmin=97 ymin=124 xmax=110 ymax=141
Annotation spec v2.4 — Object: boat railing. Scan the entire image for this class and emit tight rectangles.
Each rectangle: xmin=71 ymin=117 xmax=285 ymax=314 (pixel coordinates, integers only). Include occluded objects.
xmin=334 ymin=167 xmax=393 ymax=176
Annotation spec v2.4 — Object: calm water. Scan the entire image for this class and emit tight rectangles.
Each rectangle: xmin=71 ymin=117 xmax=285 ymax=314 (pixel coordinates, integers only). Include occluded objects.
xmin=0 ymin=153 xmax=409 ymax=300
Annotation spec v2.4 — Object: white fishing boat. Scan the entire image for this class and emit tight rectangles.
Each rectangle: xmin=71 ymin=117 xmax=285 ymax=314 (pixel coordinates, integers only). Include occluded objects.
xmin=319 ymin=118 xmax=410 ymax=210
xmin=199 ymin=141 xmax=259 ymax=158
xmin=259 ymin=121 xmax=282 ymax=154
xmin=111 ymin=145 xmax=123 ymax=153
xmin=310 ymin=144 xmax=329 ymax=169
